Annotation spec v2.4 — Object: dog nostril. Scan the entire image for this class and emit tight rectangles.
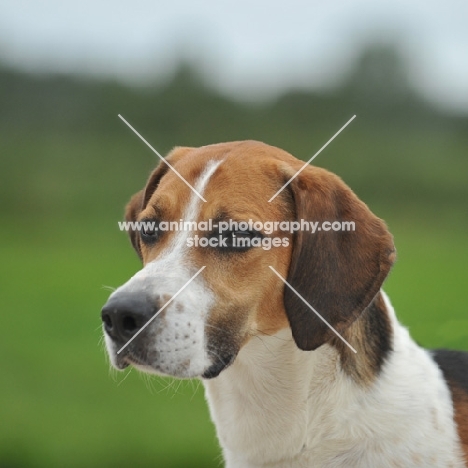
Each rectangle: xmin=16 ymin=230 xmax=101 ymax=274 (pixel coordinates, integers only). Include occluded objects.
xmin=102 ymin=313 xmax=113 ymax=329
xmin=122 ymin=315 xmax=138 ymax=333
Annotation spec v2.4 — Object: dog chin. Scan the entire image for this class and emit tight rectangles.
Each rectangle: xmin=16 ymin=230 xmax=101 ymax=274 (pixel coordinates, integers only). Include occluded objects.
xmin=110 ymin=353 xmax=235 ymax=380
xmin=122 ymin=355 xmax=204 ymax=379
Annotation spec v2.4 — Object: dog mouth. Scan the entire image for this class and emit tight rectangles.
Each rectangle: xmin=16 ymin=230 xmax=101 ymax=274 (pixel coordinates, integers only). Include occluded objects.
xmin=112 ymin=347 xmax=196 ymax=377
xmin=113 ymin=348 xmax=235 ymax=379
xmin=113 ymin=349 xmax=148 ymax=371
xmin=114 ymin=358 xmax=130 ymax=370
xmin=108 ymin=334 xmax=238 ymax=379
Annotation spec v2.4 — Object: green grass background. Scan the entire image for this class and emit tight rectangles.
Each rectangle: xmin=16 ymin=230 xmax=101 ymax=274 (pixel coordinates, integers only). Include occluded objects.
xmin=1 ymin=45 xmax=467 ymax=467
xmin=1 ymin=219 xmax=221 ymax=468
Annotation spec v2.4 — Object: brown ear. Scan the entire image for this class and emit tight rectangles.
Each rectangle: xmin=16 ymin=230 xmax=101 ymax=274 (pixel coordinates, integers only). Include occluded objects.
xmin=284 ymin=166 xmax=395 ymax=351
xmin=123 ymin=146 xmax=194 ymax=259
xmin=124 ymin=163 xmax=171 ymax=259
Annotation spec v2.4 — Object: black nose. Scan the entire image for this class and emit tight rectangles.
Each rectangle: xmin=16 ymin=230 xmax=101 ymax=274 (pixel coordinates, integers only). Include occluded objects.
xmin=101 ymin=293 xmax=157 ymax=343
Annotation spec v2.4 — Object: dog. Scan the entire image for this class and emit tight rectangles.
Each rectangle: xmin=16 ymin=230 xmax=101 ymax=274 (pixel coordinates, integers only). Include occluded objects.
xmin=101 ymin=140 xmax=468 ymax=467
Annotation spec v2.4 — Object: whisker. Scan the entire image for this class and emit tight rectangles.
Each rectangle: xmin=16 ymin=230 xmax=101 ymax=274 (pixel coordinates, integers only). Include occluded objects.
xmin=117 ymin=368 xmax=133 ymax=386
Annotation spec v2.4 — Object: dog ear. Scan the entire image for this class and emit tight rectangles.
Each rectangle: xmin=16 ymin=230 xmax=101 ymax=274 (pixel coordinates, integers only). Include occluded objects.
xmin=124 ymin=163 xmax=172 ymax=259
xmin=124 ymin=146 xmax=194 ymax=259
xmin=124 ymin=190 xmax=145 ymax=258
xmin=283 ymin=165 xmax=395 ymax=351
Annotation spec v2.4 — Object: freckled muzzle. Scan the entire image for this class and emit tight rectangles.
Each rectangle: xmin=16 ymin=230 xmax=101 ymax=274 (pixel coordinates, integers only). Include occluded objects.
xmin=102 ymin=284 xmax=239 ymax=379
xmin=101 ymin=269 xmax=221 ymax=378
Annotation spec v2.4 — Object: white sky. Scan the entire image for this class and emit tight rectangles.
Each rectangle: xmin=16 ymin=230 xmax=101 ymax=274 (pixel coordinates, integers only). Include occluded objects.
xmin=1 ymin=0 xmax=468 ymax=111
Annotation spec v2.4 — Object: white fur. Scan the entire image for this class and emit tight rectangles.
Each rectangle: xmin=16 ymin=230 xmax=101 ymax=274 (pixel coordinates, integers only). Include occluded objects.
xmin=204 ymin=292 xmax=466 ymax=467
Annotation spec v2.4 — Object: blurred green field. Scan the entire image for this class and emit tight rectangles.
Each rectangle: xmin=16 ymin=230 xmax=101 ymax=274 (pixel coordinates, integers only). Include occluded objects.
xmin=1 ymin=47 xmax=467 ymax=467
xmin=1 ymin=214 xmax=467 ymax=468
xmin=0 ymin=219 xmax=220 ymax=468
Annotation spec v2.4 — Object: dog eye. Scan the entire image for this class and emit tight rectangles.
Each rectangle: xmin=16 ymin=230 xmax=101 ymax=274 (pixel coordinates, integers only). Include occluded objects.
xmin=232 ymin=231 xmax=255 ymax=240
xmin=140 ymin=220 xmax=160 ymax=244
xmin=217 ymin=230 xmax=261 ymax=252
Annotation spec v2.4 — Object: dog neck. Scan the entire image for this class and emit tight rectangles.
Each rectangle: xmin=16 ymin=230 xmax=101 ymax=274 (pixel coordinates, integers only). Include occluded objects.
xmin=203 ymin=291 xmax=465 ymax=468
xmin=203 ymin=318 xmax=354 ymax=466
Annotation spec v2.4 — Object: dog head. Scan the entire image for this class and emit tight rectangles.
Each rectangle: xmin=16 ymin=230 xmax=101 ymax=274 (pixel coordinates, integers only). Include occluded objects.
xmin=101 ymin=141 xmax=395 ymax=378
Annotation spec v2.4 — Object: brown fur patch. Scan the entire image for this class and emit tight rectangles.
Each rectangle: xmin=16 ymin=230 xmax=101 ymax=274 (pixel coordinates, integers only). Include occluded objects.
xmin=451 ymin=383 xmax=468 ymax=463
xmin=432 ymin=349 xmax=468 ymax=464
xmin=331 ymin=291 xmax=393 ymax=385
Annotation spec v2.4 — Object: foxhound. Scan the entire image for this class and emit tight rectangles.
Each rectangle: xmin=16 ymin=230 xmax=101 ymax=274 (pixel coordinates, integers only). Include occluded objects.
xmin=101 ymin=141 xmax=468 ymax=467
